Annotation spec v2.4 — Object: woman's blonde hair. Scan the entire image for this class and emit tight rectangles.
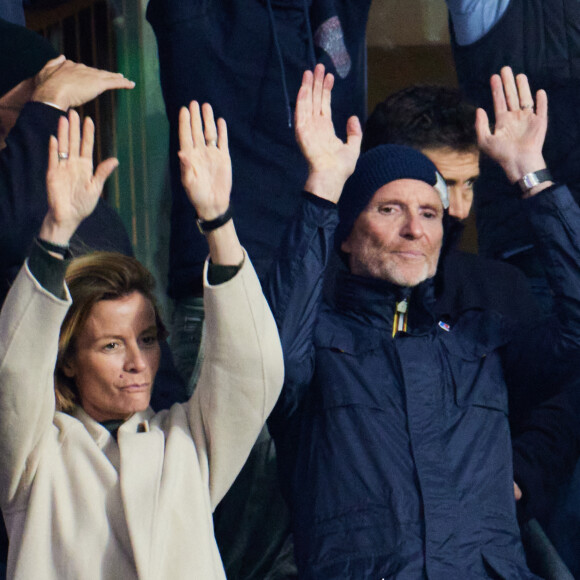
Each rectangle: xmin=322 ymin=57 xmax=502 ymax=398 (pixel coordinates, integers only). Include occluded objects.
xmin=55 ymin=252 xmax=167 ymax=414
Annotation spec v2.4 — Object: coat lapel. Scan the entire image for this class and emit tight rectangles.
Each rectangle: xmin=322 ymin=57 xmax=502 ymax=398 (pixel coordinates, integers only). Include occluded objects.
xmin=117 ymin=410 xmax=165 ymax=580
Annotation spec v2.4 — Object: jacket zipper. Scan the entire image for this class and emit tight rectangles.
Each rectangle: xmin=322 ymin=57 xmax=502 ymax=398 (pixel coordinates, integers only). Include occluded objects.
xmin=392 ymin=298 xmax=408 ymax=337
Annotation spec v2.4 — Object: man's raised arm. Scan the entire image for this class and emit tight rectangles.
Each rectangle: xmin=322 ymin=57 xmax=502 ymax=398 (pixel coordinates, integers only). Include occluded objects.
xmin=266 ymin=64 xmax=361 ymax=425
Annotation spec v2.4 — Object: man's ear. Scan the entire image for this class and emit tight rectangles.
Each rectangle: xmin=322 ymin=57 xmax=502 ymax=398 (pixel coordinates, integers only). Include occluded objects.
xmin=340 ymin=236 xmax=352 ymax=254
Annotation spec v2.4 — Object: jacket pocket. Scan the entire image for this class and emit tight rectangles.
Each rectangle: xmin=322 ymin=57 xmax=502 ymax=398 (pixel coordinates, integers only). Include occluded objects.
xmin=304 ymin=507 xmax=420 ymax=580
xmin=314 ymin=326 xmax=399 ymax=410
xmin=438 ymin=311 xmax=509 ymax=413
xmin=481 ymin=549 xmax=541 ymax=579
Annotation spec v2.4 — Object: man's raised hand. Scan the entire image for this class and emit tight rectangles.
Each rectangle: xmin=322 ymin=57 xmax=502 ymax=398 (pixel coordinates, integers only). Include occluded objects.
xmin=476 ymin=66 xmax=552 ymax=196
xmin=296 ymin=64 xmax=362 ymax=203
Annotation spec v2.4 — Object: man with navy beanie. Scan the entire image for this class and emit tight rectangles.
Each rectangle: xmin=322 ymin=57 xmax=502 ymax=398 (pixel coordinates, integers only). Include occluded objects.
xmin=266 ymin=65 xmax=580 ymax=579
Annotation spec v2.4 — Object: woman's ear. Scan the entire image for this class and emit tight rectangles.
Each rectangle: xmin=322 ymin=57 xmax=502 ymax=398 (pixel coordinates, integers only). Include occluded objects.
xmin=61 ymin=358 xmax=76 ymax=379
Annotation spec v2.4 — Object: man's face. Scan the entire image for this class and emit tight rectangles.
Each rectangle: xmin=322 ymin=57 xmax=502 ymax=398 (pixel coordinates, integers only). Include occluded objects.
xmin=0 ymin=78 xmax=35 ymax=150
xmin=341 ymin=179 xmax=444 ymax=287
xmin=421 ymin=147 xmax=480 ymax=220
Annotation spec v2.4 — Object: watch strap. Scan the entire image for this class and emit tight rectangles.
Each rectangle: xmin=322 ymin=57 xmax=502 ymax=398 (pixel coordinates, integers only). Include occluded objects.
xmin=36 ymin=237 xmax=71 ymax=259
xmin=196 ymin=206 xmax=233 ymax=234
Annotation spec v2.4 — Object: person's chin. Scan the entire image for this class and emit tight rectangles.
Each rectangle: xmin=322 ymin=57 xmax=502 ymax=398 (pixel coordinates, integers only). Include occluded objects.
xmin=388 ymin=265 xmax=431 ymax=287
xmin=119 ymin=388 xmax=151 ymax=411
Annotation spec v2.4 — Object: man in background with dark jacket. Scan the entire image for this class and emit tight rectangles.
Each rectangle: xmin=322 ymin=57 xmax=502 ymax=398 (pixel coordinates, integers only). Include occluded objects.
xmin=362 ymin=82 xmax=580 ymax=577
xmin=445 ymin=3 xmax=580 ymax=571
xmin=267 ymin=64 xmax=580 ymax=579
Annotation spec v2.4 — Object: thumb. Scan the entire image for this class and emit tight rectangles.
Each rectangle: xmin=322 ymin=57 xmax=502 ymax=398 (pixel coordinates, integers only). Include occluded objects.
xmin=93 ymin=158 xmax=119 ymax=193
xmin=178 ymin=150 xmax=194 ymax=175
xmin=475 ymin=108 xmax=492 ymax=148
xmin=346 ymin=115 xmax=362 ymax=150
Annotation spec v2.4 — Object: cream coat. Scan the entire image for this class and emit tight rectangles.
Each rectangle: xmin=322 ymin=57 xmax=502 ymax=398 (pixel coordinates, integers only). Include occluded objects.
xmin=0 ymin=255 xmax=284 ymax=580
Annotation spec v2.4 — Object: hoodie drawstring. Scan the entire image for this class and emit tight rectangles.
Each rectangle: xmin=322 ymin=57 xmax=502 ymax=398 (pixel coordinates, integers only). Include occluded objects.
xmin=266 ymin=0 xmax=317 ymax=128
xmin=266 ymin=0 xmax=293 ymax=127
xmin=302 ymin=0 xmax=317 ymax=69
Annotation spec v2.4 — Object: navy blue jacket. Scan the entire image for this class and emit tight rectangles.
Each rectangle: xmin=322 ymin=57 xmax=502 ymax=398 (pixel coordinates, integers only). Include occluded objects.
xmin=267 ymin=187 xmax=580 ymax=579
xmin=513 ymin=381 xmax=580 ymax=525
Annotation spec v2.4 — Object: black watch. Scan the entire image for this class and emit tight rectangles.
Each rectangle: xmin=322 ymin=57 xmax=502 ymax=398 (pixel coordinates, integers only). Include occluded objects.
xmin=196 ymin=206 xmax=233 ymax=234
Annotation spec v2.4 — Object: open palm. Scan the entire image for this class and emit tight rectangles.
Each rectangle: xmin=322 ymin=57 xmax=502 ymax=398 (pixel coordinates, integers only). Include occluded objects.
xmin=178 ymin=101 xmax=232 ymax=221
xmin=296 ymin=65 xmax=362 ymax=202
xmin=43 ymin=111 xmax=118 ymax=244
xmin=476 ymin=67 xmax=547 ymax=184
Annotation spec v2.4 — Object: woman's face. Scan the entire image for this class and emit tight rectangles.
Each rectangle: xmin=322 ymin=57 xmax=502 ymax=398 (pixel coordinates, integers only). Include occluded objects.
xmin=63 ymin=291 xmax=161 ymax=422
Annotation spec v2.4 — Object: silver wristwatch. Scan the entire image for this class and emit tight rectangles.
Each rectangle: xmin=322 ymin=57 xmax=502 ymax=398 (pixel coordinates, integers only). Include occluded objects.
xmin=517 ymin=168 xmax=553 ymax=193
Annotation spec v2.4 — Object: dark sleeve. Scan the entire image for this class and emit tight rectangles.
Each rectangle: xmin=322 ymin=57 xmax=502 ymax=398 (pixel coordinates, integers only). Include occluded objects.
xmin=502 ymin=184 xmax=580 ymax=423
xmin=513 ymin=380 xmax=580 ymax=525
xmin=26 ymin=240 xmax=69 ymax=299
xmin=265 ymin=192 xmax=338 ymax=434
xmin=526 ymin=184 xmax=580 ymax=348
xmin=207 ymin=263 xmax=241 ymax=285
xmin=0 ymin=102 xmax=64 ymax=304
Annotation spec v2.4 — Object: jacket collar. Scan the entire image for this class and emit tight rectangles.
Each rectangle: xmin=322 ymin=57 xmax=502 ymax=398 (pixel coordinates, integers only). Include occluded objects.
xmin=72 ymin=406 xmax=155 ymax=447
xmin=332 ymin=267 xmax=437 ymax=333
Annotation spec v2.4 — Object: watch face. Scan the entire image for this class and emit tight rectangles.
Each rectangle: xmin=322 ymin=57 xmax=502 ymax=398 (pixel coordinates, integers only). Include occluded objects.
xmin=523 ymin=174 xmax=539 ymax=189
xmin=519 ymin=169 xmax=552 ymax=192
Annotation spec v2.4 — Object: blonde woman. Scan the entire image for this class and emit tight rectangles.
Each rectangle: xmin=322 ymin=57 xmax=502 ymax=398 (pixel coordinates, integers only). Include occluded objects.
xmin=0 ymin=105 xmax=283 ymax=579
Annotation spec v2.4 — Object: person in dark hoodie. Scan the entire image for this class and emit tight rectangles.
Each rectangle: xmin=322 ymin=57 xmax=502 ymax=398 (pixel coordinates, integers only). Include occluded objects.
xmin=146 ymin=0 xmax=372 ymax=389
xmin=266 ymin=64 xmax=580 ymax=580
xmin=146 ymin=3 xmax=371 ymax=578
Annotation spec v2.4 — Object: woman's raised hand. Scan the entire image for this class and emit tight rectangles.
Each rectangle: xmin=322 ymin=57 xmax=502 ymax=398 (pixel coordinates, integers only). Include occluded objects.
xmin=40 ymin=110 xmax=118 ymax=246
xmin=178 ymin=101 xmax=232 ymax=221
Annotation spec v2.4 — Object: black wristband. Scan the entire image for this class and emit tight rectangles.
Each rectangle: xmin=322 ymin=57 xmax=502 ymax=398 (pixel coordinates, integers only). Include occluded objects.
xmin=196 ymin=206 xmax=233 ymax=234
xmin=36 ymin=237 xmax=71 ymax=259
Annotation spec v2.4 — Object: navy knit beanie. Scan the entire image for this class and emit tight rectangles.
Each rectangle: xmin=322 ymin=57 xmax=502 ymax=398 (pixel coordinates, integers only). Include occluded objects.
xmin=0 ymin=18 xmax=59 ymax=97
xmin=335 ymin=144 xmax=448 ymax=247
